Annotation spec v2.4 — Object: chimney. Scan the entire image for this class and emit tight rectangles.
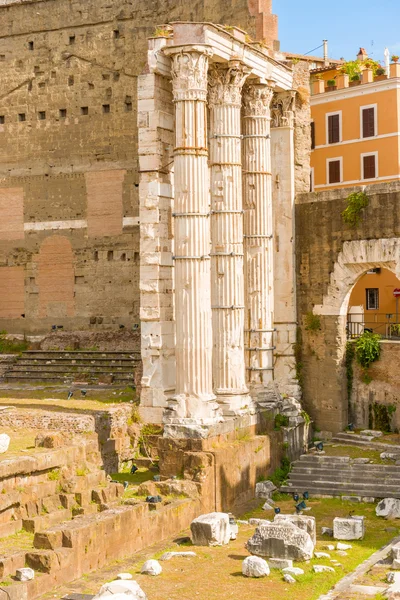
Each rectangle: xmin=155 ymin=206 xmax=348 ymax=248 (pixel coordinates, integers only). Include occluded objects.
xmin=357 ymin=47 xmax=368 ymax=61
xmin=323 ymin=40 xmax=328 ymax=65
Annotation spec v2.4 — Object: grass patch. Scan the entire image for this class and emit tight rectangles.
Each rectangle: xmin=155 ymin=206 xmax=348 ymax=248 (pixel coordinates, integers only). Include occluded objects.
xmin=324 ymin=444 xmax=385 ymax=463
xmin=111 ymin=468 xmax=154 ymax=485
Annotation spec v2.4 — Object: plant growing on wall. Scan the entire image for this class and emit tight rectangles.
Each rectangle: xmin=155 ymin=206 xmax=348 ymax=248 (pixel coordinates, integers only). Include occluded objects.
xmin=327 ymin=79 xmax=336 ymax=86
xmin=342 ymin=191 xmax=369 ymax=227
xmin=339 ymin=60 xmax=362 ymax=80
xmin=304 ymin=311 xmax=321 ymax=332
xmin=293 ymin=327 xmax=303 ymax=390
xmin=355 ymin=331 xmax=381 ymax=369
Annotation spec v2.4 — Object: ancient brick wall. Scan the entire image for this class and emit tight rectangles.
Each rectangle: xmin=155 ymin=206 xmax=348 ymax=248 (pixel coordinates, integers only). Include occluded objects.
xmin=296 ymin=182 xmax=400 ymax=433
xmin=0 ymin=0 xmax=278 ymax=339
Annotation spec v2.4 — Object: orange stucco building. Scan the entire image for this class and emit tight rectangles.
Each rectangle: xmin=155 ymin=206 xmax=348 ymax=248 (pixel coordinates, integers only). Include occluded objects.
xmin=310 ymin=61 xmax=400 ymax=192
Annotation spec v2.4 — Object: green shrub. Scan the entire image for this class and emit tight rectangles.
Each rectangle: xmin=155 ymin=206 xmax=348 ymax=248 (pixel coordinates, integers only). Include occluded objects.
xmin=342 ymin=191 xmax=369 ymax=227
xmin=0 ymin=331 xmax=29 ymax=354
xmin=345 ymin=341 xmax=355 ymax=399
xmin=274 ymin=414 xmax=289 ymax=431
xmin=355 ymin=331 xmax=381 ymax=369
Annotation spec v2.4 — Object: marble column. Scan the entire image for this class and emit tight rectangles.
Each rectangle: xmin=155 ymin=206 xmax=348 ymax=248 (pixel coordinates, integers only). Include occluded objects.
xmin=242 ymin=81 xmax=275 ymax=391
xmin=163 ymin=45 xmax=220 ymax=435
xmin=208 ymin=61 xmax=252 ymax=415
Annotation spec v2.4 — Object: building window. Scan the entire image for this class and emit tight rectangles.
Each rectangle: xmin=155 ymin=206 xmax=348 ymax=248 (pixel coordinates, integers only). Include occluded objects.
xmin=80 ymin=106 xmax=89 ymax=115
xmin=0 ymin=116 xmax=4 ymax=124
xmin=311 ymin=122 xmax=315 ymax=149
xmin=327 ymin=113 xmax=340 ymax=144
xmin=366 ymin=288 xmax=379 ymax=310
xmin=28 ymin=41 xmax=34 ymax=50
xmin=102 ymin=104 xmax=110 ymax=114
xmin=362 ymin=106 xmax=376 ymax=138
xmin=362 ymin=153 xmax=377 ymax=179
xmin=59 ymin=109 xmax=67 ymax=118
xmin=38 ymin=111 xmax=46 ymax=120
xmin=18 ymin=113 xmax=26 ymax=122
xmin=328 ymin=159 xmax=341 ymax=184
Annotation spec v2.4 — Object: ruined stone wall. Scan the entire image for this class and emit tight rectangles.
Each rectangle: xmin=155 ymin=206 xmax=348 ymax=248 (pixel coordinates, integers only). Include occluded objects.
xmin=0 ymin=0 xmax=278 ymax=338
xmin=351 ymin=341 xmax=400 ymax=431
xmin=296 ymin=182 xmax=400 ymax=433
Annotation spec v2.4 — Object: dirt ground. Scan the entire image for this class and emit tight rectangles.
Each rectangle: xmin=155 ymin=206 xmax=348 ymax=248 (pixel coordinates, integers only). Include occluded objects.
xmin=39 ymin=496 xmax=397 ymax=600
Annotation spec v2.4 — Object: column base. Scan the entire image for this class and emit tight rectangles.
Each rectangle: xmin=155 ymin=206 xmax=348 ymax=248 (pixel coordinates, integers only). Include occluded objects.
xmin=216 ymin=392 xmax=256 ymax=417
xmin=163 ymin=392 xmax=223 ymax=438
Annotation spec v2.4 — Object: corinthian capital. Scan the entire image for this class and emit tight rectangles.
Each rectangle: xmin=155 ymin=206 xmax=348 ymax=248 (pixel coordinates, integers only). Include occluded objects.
xmin=242 ymin=81 xmax=275 ymax=118
xmin=208 ymin=61 xmax=249 ymax=107
xmin=271 ymin=90 xmax=296 ymax=128
xmin=164 ymin=45 xmax=213 ymax=102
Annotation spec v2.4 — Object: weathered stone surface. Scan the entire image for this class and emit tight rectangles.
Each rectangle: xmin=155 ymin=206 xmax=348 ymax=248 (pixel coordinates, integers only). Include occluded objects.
xmin=282 ymin=567 xmax=304 ymax=576
xmin=376 ymin=498 xmax=400 ymax=519
xmin=246 ymin=521 xmax=314 ymax=561
xmin=336 ymin=550 xmax=348 ymax=556
xmin=242 ymin=556 xmax=270 ymax=578
xmin=140 ymin=559 xmax=162 ymax=576
xmin=190 ymin=513 xmax=231 ymax=546
xmin=393 ymin=559 xmax=400 ymax=570
xmin=262 ymin=502 xmax=274 ymax=511
xmin=336 ymin=543 xmax=352 ymax=550
xmin=35 ymin=432 xmax=65 ymax=448
xmin=361 ymin=430 xmax=383 ymax=437
xmin=249 ymin=518 xmax=270 ymax=526
xmin=333 ymin=516 xmax=365 ymax=540
xmin=283 ymin=573 xmax=296 ymax=583
xmin=381 ymin=453 xmax=400 ymax=461
xmin=322 ymin=527 xmax=333 ymax=536
xmin=0 ymin=433 xmax=10 ymax=454
xmin=255 ymin=481 xmax=276 ymax=499
xmin=274 ymin=514 xmax=316 ymax=545
xmin=93 ymin=579 xmax=147 ymax=599
xmin=160 ymin=552 xmax=196 ymax=561
xmin=315 ymin=552 xmax=330 ymax=559
xmin=313 ymin=565 xmax=335 ymax=573
xmin=353 ymin=458 xmax=371 ymax=464
xmin=388 ymin=572 xmax=397 ymax=582
xmin=117 ymin=573 xmax=133 ymax=580
xmin=15 ymin=567 xmax=34 ymax=581
xmin=392 ymin=542 xmax=400 ymax=560
xmin=268 ymin=558 xmax=293 ymax=569
xmin=325 ymin=544 xmax=335 ymax=551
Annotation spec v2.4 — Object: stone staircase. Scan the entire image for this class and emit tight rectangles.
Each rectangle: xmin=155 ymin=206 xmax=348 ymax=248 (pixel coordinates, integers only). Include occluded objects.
xmin=3 ymin=350 xmax=141 ymax=385
xmin=332 ymin=431 xmax=400 ymax=451
xmin=280 ymin=454 xmax=400 ymax=499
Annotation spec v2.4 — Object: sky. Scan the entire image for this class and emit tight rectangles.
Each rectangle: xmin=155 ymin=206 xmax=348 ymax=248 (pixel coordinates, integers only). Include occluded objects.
xmin=278 ymin=0 xmax=400 ymax=64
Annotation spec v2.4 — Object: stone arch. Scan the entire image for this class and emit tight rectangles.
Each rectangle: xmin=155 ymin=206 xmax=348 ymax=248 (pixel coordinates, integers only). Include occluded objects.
xmin=37 ymin=236 xmax=75 ymax=318
xmin=313 ymin=238 xmax=400 ymax=317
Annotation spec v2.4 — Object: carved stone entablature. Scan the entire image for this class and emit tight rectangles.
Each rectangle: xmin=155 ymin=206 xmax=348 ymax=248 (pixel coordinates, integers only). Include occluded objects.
xmin=208 ymin=61 xmax=249 ymax=107
xmin=271 ymin=90 xmax=296 ymax=128
xmin=164 ymin=45 xmax=213 ymax=102
xmin=242 ymin=82 xmax=274 ymax=118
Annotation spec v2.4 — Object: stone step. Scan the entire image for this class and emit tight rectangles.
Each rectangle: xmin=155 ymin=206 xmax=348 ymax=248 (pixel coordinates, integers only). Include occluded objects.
xmin=292 ymin=466 xmax=400 ymax=477
xmin=0 ymin=550 xmax=26 ymax=579
xmin=9 ymin=365 xmax=135 ymax=373
xmin=17 ymin=359 xmax=138 ymax=366
xmin=4 ymin=373 xmax=134 ymax=382
xmin=0 ymin=519 xmax=23 ymax=538
xmin=288 ymin=473 xmax=400 ymax=486
xmin=22 ymin=508 xmax=72 ymax=533
xmin=287 ymin=475 xmax=400 ymax=490
xmin=280 ymin=484 xmax=400 ymax=499
xmin=332 ymin=433 xmax=400 ymax=451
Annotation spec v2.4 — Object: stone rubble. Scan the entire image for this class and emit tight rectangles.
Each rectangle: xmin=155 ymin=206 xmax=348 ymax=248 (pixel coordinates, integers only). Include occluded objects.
xmin=255 ymin=481 xmax=277 ymax=499
xmin=190 ymin=512 xmax=231 ymax=546
xmin=336 ymin=550 xmax=348 ymax=556
xmin=15 ymin=567 xmax=34 ymax=581
xmin=282 ymin=566 xmax=304 ymax=576
xmin=242 ymin=555 xmax=270 ymax=578
xmin=360 ymin=430 xmax=383 ymax=437
xmin=325 ymin=544 xmax=335 ymax=551
xmin=140 ymin=559 xmax=162 ymax=576
xmin=313 ymin=565 xmax=335 ymax=573
xmin=376 ymin=498 xmax=400 ymax=519
xmin=274 ymin=514 xmax=316 ymax=545
xmin=381 ymin=453 xmax=400 ymax=461
xmin=160 ymin=551 xmax=197 ymax=561
xmin=117 ymin=573 xmax=133 ymax=580
xmin=93 ymin=579 xmax=147 ymax=599
xmin=246 ymin=520 xmax=314 ymax=561
xmin=283 ymin=573 xmax=296 ymax=584
xmin=322 ymin=527 xmax=333 ymax=536
xmin=249 ymin=518 xmax=270 ymax=526
xmin=314 ymin=552 xmax=330 ymax=559
xmin=333 ymin=516 xmax=365 ymax=540
xmin=337 ymin=543 xmax=352 ymax=550
xmin=268 ymin=558 xmax=293 ymax=569
xmin=0 ymin=433 xmax=10 ymax=454
xmin=262 ymin=502 xmax=275 ymax=511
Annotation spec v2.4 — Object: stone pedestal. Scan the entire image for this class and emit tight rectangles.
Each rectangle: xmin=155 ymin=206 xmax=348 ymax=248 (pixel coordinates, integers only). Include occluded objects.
xmin=162 ymin=45 xmax=221 ymax=437
xmin=208 ymin=62 xmax=252 ymax=416
xmin=242 ymin=82 xmax=275 ymax=393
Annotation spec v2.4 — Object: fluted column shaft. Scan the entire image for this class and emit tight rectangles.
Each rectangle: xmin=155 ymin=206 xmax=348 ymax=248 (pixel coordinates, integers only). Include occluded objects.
xmin=164 ymin=46 xmax=219 ymax=426
xmin=242 ymin=82 xmax=275 ymax=388
xmin=208 ymin=62 xmax=251 ymax=415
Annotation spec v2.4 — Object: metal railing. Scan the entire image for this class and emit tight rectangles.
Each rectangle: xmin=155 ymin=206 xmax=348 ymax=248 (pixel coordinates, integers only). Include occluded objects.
xmin=346 ymin=313 xmax=400 ymax=339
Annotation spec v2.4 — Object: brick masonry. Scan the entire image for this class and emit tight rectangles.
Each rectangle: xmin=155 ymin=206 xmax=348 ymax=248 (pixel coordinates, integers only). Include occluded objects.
xmin=0 ymin=0 xmax=279 ymax=339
